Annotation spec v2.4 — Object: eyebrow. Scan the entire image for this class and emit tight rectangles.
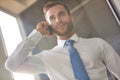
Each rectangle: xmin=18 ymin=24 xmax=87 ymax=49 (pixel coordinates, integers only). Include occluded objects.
xmin=51 ymin=10 xmax=66 ymax=16
xmin=58 ymin=11 xmax=65 ymax=15
xmin=48 ymin=9 xmax=67 ymax=20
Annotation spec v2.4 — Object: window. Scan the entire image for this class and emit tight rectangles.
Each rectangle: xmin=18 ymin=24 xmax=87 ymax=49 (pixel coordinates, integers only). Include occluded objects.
xmin=106 ymin=0 xmax=120 ymax=25
xmin=0 ymin=11 xmax=35 ymax=80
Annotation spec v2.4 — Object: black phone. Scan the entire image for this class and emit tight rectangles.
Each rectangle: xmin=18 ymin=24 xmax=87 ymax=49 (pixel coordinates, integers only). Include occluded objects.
xmin=47 ymin=25 xmax=53 ymax=35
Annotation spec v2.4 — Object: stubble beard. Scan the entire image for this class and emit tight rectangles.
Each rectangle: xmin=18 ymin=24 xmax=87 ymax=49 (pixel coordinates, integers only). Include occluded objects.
xmin=53 ymin=21 xmax=73 ymax=36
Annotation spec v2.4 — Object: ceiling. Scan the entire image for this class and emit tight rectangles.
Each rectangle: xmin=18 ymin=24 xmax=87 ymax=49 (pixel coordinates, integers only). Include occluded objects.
xmin=0 ymin=0 xmax=37 ymax=15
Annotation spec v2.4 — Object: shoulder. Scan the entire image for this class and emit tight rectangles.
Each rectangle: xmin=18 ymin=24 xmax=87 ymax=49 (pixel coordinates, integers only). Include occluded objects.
xmin=78 ymin=37 xmax=109 ymax=48
xmin=79 ymin=37 xmax=105 ymax=43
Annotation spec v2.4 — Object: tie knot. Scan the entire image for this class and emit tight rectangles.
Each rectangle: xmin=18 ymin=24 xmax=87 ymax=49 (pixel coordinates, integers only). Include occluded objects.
xmin=65 ymin=40 xmax=74 ymax=46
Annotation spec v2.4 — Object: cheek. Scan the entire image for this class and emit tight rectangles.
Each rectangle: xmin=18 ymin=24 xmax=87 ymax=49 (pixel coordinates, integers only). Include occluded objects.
xmin=48 ymin=21 xmax=56 ymax=27
xmin=45 ymin=16 xmax=51 ymax=24
xmin=51 ymin=24 xmax=56 ymax=29
xmin=46 ymin=18 xmax=53 ymax=26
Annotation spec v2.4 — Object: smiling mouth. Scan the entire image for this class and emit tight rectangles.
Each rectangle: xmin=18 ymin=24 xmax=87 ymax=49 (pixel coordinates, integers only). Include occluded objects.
xmin=57 ymin=24 xmax=65 ymax=29
xmin=57 ymin=26 xmax=64 ymax=31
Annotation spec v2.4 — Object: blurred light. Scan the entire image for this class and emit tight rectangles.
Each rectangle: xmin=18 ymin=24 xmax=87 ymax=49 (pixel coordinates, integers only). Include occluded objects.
xmin=0 ymin=11 xmax=35 ymax=80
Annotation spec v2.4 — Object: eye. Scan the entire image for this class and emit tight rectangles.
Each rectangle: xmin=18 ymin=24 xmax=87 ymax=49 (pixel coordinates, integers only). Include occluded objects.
xmin=59 ymin=12 xmax=65 ymax=17
xmin=49 ymin=16 xmax=55 ymax=21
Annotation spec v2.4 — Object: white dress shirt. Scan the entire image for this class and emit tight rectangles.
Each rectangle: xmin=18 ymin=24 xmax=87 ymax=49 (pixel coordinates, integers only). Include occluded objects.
xmin=5 ymin=29 xmax=120 ymax=80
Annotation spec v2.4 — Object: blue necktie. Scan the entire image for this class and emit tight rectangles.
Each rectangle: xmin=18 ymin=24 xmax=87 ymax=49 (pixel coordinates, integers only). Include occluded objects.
xmin=66 ymin=40 xmax=90 ymax=80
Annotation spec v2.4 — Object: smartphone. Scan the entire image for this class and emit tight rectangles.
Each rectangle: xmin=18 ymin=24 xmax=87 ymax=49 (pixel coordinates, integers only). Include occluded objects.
xmin=47 ymin=25 xmax=53 ymax=35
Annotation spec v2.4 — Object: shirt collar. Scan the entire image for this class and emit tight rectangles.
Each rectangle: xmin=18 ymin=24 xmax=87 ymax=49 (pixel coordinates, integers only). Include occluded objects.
xmin=57 ymin=33 xmax=79 ymax=48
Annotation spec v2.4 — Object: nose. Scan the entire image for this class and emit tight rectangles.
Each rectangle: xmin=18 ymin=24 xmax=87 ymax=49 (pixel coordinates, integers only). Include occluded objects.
xmin=56 ymin=17 xmax=61 ymax=24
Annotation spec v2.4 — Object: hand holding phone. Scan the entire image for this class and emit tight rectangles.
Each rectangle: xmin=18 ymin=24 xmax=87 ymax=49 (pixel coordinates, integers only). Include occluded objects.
xmin=36 ymin=21 xmax=53 ymax=36
xmin=47 ymin=25 xmax=53 ymax=35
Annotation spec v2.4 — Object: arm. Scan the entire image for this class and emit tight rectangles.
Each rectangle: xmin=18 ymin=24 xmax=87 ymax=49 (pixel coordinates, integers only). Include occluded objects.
xmin=5 ymin=21 xmax=53 ymax=74
xmin=98 ymin=38 xmax=120 ymax=79
xmin=5 ymin=29 xmax=45 ymax=74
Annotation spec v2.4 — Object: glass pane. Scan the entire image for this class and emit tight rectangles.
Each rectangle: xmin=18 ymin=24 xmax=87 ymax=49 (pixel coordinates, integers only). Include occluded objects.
xmin=0 ymin=11 xmax=35 ymax=80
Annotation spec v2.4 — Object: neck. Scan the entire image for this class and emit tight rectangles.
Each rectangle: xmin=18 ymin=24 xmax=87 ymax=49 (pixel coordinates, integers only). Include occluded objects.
xmin=57 ymin=31 xmax=75 ymax=40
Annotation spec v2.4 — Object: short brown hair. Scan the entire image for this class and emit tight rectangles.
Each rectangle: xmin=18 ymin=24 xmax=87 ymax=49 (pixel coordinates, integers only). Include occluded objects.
xmin=43 ymin=1 xmax=70 ymax=15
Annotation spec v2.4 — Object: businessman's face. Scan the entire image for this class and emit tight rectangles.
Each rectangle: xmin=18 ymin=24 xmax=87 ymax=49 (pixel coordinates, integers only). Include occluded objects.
xmin=45 ymin=5 xmax=74 ymax=37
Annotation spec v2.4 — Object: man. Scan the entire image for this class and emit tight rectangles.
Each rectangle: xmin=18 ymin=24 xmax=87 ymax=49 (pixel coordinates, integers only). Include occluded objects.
xmin=5 ymin=1 xmax=120 ymax=80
